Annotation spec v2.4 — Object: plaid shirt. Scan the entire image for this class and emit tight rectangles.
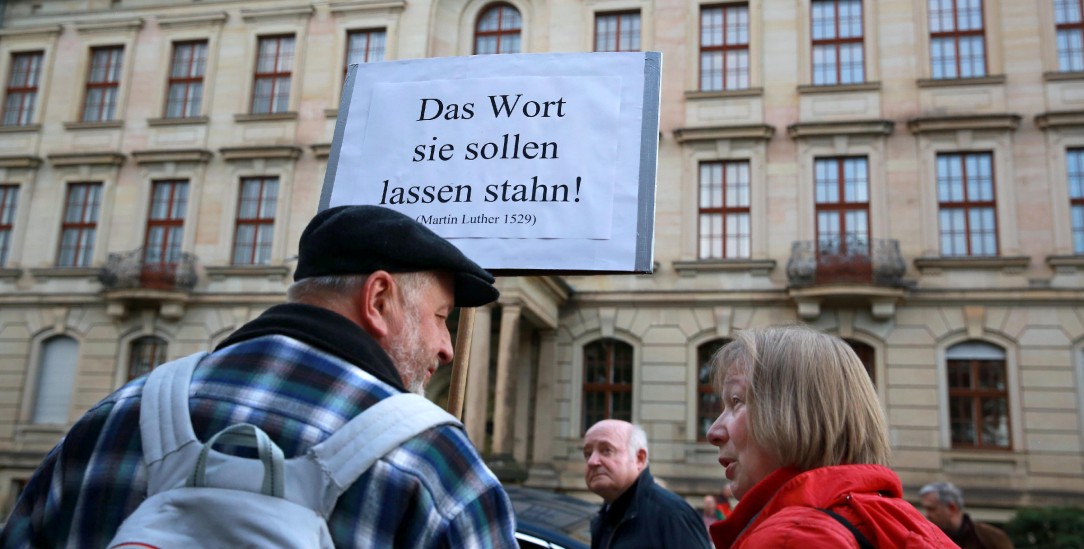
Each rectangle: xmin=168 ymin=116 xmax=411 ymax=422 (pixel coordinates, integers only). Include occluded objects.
xmin=1 ymin=305 xmax=517 ymax=548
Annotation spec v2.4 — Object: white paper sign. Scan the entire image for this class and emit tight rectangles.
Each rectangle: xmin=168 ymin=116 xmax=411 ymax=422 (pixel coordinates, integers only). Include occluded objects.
xmin=322 ymin=52 xmax=661 ymax=272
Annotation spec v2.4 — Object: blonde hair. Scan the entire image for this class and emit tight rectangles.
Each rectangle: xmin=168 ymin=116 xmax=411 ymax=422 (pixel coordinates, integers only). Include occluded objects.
xmin=711 ymin=325 xmax=890 ymax=470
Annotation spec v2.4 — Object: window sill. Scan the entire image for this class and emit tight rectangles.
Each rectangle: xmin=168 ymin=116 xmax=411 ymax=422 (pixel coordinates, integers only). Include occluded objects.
xmin=914 ymin=256 xmax=1029 ymax=273
xmin=234 ymin=112 xmax=299 ymax=122
xmin=63 ymin=120 xmax=123 ymax=130
xmin=324 ymin=108 xmax=339 ymax=119
xmin=147 ymin=116 xmax=209 ymax=127
xmin=0 ymin=267 xmax=21 ymax=281
xmin=0 ymin=123 xmax=41 ymax=133
xmin=1047 ymin=254 xmax=1084 ymax=273
xmin=1043 ymin=71 xmax=1084 ymax=82
xmin=916 ymin=74 xmax=1006 ymax=88
xmin=204 ymin=265 xmax=291 ymax=280
xmin=672 ymin=258 xmax=775 ymax=276
xmin=28 ymin=266 xmax=99 ymax=279
xmin=685 ymin=87 xmax=764 ymax=100
xmin=796 ymin=81 xmax=881 ymax=94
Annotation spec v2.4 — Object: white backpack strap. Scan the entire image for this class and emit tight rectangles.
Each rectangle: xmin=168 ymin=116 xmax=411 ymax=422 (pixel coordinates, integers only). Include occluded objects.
xmin=139 ymin=352 xmax=208 ymax=493
xmin=308 ymin=393 xmax=461 ymax=515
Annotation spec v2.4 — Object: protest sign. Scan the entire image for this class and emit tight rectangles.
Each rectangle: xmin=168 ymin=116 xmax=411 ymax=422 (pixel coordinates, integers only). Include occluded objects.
xmin=320 ymin=52 xmax=661 ymax=273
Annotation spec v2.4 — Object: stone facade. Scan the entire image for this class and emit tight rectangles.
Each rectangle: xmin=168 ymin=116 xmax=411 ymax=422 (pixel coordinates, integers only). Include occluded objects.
xmin=0 ymin=0 xmax=1082 ymax=524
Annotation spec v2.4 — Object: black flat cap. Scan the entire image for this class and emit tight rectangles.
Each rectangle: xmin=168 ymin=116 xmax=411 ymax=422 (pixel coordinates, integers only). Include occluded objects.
xmin=294 ymin=205 xmax=498 ymax=307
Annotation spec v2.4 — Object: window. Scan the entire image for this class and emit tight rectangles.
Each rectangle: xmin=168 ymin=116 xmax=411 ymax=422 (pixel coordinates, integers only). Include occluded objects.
xmin=128 ymin=336 xmax=167 ymax=381
xmin=700 ymin=4 xmax=750 ymax=91
xmin=595 ymin=11 xmax=641 ymax=52
xmin=474 ymin=3 xmax=522 ymax=54
xmin=32 ymin=336 xmax=78 ymax=424
xmin=1068 ymin=148 xmax=1084 ymax=253
xmin=928 ymin=0 xmax=986 ymax=79
xmin=232 ymin=176 xmax=278 ymax=265
xmin=937 ymin=152 xmax=997 ymax=256
xmin=699 ymin=160 xmax=750 ymax=259
xmin=947 ymin=341 xmax=1010 ymax=449
xmin=165 ymin=41 xmax=207 ymax=119
xmin=582 ymin=339 xmax=633 ymax=432
xmin=0 ymin=185 xmax=17 ymax=266
xmin=81 ymin=46 xmax=123 ymax=122
xmin=345 ymin=29 xmax=386 ymax=78
xmin=57 ymin=182 xmax=102 ymax=267
xmin=1056 ymin=0 xmax=1084 ymax=71
xmin=811 ymin=0 xmax=864 ymax=85
xmin=143 ymin=180 xmax=187 ymax=288
xmin=251 ymin=35 xmax=295 ymax=114
xmin=697 ymin=339 xmax=729 ymax=440
xmin=844 ymin=339 xmax=875 ymax=385
xmin=2 ymin=51 xmax=42 ymax=126
xmin=815 ymin=157 xmax=870 ymax=281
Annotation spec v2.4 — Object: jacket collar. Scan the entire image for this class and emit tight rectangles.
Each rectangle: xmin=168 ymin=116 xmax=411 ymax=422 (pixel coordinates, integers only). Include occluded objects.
xmin=215 ymin=302 xmax=406 ymax=391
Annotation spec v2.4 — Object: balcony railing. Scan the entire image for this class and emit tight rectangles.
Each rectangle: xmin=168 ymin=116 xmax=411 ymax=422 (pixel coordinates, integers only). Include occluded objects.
xmin=98 ymin=248 xmax=198 ymax=292
xmin=786 ymin=238 xmax=906 ymax=288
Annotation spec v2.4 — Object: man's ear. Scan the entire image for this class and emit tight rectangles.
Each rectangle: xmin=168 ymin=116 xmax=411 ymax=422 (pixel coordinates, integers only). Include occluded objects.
xmin=355 ymin=271 xmax=397 ymax=338
xmin=635 ymin=448 xmax=648 ymax=470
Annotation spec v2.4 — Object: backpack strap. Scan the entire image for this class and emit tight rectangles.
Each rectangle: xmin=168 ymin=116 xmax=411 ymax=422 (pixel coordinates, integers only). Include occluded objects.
xmin=817 ymin=508 xmax=875 ymax=549
xmin=305 ymin=393 xmax=462 ymax=516
xmin=139 ymin=352 xmax=209 ymax=493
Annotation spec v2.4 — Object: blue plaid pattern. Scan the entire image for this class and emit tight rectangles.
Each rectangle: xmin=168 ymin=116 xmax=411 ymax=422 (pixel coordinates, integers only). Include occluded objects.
xmin=0 ymin=335 xmax=517 ymax=548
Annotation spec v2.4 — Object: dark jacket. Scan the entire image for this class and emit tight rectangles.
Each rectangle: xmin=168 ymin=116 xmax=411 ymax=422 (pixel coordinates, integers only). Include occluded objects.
xmin=951 ymin=514 xmax=1015 ymax=549
xmin=590 ymin=467 xmax=711 ymax=549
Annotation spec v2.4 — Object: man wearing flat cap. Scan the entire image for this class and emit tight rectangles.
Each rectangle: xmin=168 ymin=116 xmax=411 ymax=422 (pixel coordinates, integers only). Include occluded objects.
xmin=2 ymin=205 xmax=518 ymax=548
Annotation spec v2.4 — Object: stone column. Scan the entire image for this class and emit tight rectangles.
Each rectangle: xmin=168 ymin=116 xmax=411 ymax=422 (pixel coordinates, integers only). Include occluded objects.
xmin=526 ymin=329 xmax=560 ymax=488
xmin=462 ymin=304 xmax=493 ymax=449
xmin=491 ymin=303 xmax=522 ymax=457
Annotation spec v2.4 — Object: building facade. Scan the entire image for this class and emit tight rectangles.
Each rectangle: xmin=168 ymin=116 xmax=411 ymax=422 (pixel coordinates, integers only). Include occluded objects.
xmin=1 ymin=0 xmax=1083 ymax=524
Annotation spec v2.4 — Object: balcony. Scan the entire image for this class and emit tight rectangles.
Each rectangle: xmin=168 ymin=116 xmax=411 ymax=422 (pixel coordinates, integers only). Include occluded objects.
xmin=98 ymin=248 xmax=198 ymax=319
xmin=785 ymin=238 xmax=909 ymax=320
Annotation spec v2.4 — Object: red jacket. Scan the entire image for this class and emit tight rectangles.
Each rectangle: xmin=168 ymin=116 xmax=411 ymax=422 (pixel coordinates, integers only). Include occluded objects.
xmin=709 ymin=465 xmax=957 ymax=549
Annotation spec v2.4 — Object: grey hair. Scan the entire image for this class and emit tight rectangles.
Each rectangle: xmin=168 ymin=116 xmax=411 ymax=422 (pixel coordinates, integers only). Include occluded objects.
xmin=628 ymin=423 xmax=649 ymax=463
xmin=286 ymin=272 xmax=429 ymax=305
xmin=919 ymin=482 xmax=965 ymax=509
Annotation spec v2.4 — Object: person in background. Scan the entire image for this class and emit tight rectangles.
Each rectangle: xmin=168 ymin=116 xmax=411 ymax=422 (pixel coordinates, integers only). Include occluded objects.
xmin=702 ymin=495 xmax=721 ymax=529
xmin=705 ymin=325 xmax=956 ymax=548
xmin=716 ymin=484 xmax=735 ymax=518
xmin=0 ymin=205 xmax=517 ymax=548
xmin=919 ymin=482 xmax=1014 ymax=549
xmin=583 ymin=419 xmax=711 ymax=549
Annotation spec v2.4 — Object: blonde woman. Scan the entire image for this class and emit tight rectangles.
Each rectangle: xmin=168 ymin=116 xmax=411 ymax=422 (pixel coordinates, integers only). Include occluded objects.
xmin=705 ymin=326 xmax=954 ymax=548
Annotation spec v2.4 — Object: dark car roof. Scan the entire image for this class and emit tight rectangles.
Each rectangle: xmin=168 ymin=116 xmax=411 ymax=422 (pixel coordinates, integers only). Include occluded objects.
xmin=506 ymin=485 xmax=598 ymax=547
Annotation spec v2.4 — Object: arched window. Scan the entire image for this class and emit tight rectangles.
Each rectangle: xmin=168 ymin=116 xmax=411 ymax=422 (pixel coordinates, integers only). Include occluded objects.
xmin=844 ymin=339 xmax=875 ymax=386
xmin=32 ymin=336 xmax=78 ymax=424
xmin=696 ymin=339 xmax=729 ymax=440
xmin=128 ymin=336 xmax=167 ymax=381
xmin=474 ymin=3 xmax=522 ymax=54
xmin=582 ymin=338 xmax=632 ymax=432
xmin=946 ymin=340 xmax=1010 ymax=449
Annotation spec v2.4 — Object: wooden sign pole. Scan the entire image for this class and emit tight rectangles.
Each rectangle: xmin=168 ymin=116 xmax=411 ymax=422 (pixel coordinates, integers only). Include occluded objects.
xmin=446 ymin=307 xmax=476 ymax=419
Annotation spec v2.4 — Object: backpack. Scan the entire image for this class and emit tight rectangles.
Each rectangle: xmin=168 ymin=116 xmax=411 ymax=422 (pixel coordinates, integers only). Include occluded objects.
xmin=108 ymin=352 xmax=461 ymax=549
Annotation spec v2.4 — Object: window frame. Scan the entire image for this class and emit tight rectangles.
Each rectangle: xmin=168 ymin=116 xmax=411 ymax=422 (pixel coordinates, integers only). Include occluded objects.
xmin=814 ymin=156 xmax=871 ymax=257
xmin=698 ymin=160 xmax=751 ymax=259
xmin=696 ymin=339 xmax=729 ymax=441
xmin=811 ymin=0 xmax=865 ymax=85
xmin=0 ymin=184 xmax=17 ymax=266
xmin=344 ymin=28 xmax=387 ymax=81
xmin=581 ymin=338 xmax=634 ymax=433
xmin=1067 ymin=147 xmax=1084 ymax=254
xmin=927 ymin=0 xmax=987 ymax=79
xmin=250 ymin=34 xmax=295 ymax=115
xmin=1055 ymin=0 xmax=1084 ymax=72
xmin=946 ymin=343 xmax=1011 ymax=450
xmin=2 ymin=50 xmax=43 ymax=126
xmin=164 ymin=40 xmax=207 ymax=119
xmin=474 ymin=3 xmax=522 ymax=55
xmin=699 ymin=3 xmax=750 ymax=91
xmin=56 ymin=182 xmax=102 ymax=268
xmin=81 ymin=45 xmax=124 ymax=123
xmin=127 ymin=336 xmax=167 ymax=381
xmin=936 ymin=151 xmax=999 ymax=257
xmin=594 ymin=10 xmax=641 ymax=53
xmin=231 ymin=176 xmax=279 ymax=266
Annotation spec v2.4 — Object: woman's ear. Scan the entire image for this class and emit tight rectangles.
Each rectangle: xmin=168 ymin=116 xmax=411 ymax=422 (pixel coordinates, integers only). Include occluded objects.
xmin=356 ymin=271 xmax=397 ymax=339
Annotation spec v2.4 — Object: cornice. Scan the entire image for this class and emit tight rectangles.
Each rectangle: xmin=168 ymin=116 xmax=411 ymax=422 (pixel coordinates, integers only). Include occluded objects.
xmin=673 ymin=125 xmax=775 ymax=143
xmin=787 ymin=119 xmax=894 ymax=139
xmin=907 ymin=114 xmax=1021 ymax=134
